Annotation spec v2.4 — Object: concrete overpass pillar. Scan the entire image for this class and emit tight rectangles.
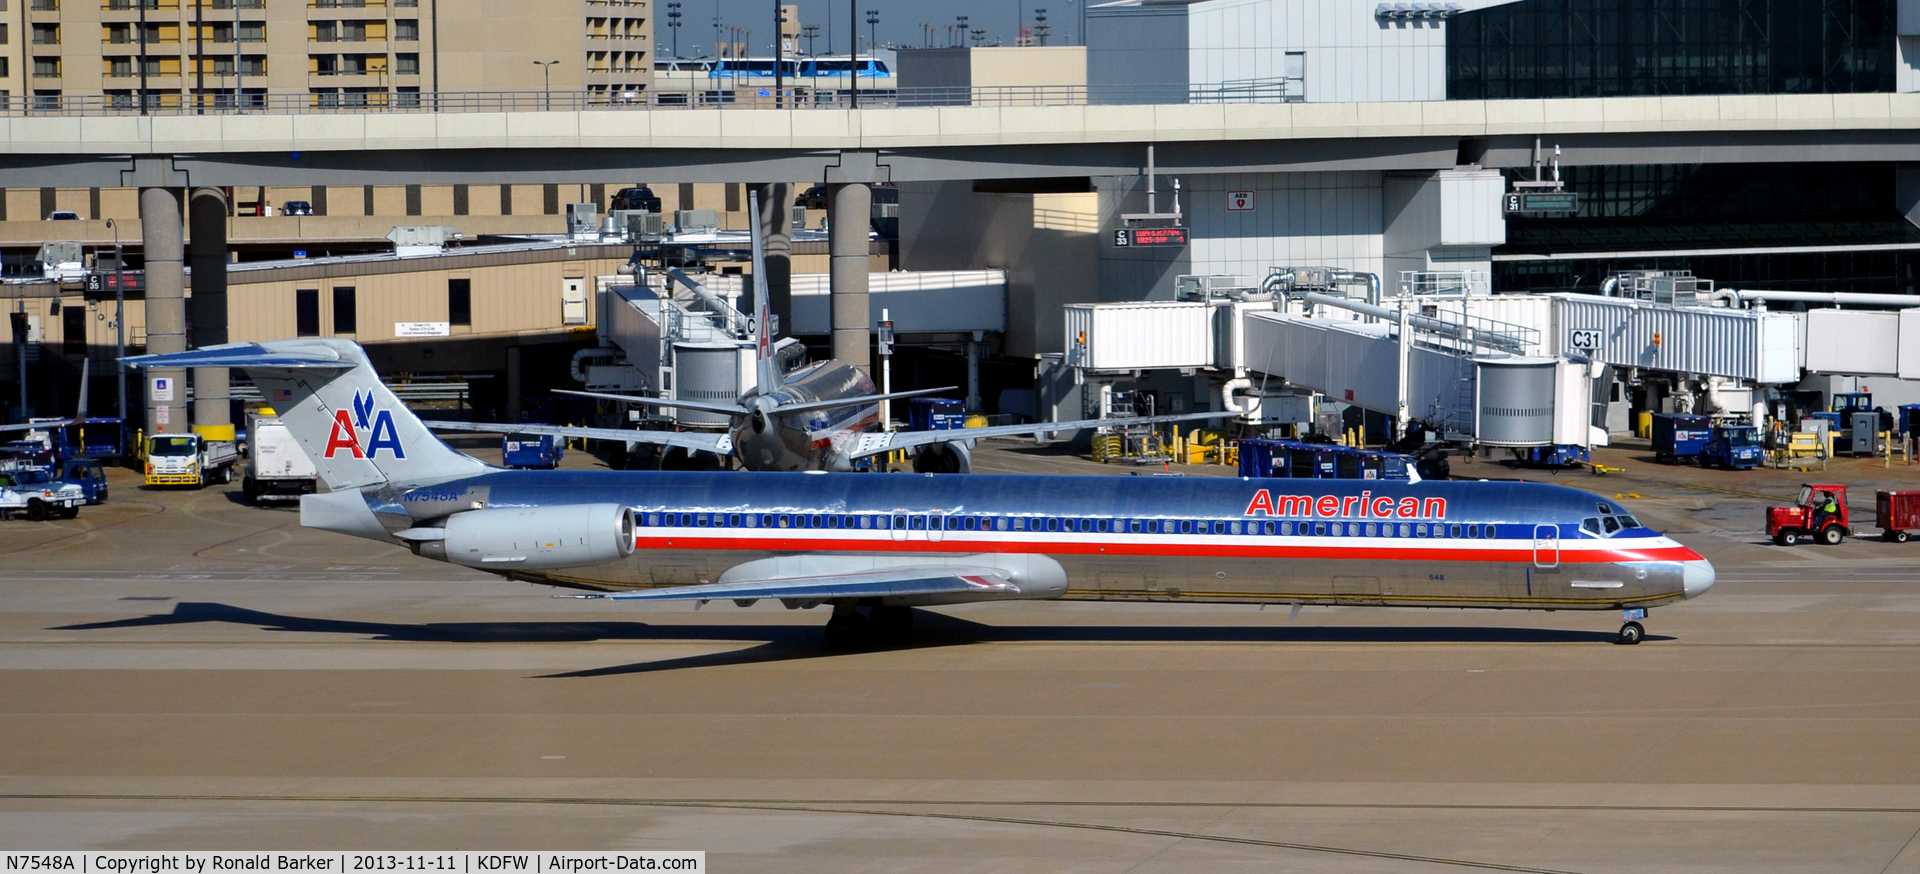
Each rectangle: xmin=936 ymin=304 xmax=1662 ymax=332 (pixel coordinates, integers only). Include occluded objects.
xmin=755 ymin=183 xmax=794 ymax=337
xmin=139 ymin=187 xmax=188 ymax=435
xmin=828 ymin=182 xmax=871 ymax=371
xmin=189 ymin=187 xmax=231 ymax=438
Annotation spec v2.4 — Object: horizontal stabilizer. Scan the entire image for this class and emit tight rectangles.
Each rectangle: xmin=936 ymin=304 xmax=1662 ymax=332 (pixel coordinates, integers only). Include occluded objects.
xmin=123 ymin=342 xmax=357 ymax=371
xmin=772 ymin=386 xmax=959 ymax=417
xmin=595 ymin=566 xmax=1017 ymax=603
xmin=555 ymin=389 xmax=749 ymax=418
xmin=422 ymin=420 xmax=730 ymax=454
xmin=848 ymin=410 xmax=1241 ymax=458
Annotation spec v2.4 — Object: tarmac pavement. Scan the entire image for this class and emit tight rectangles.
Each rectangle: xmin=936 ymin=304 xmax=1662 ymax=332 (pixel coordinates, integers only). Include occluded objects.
xmin=0 ymin=438 xmax=1917 ymax=872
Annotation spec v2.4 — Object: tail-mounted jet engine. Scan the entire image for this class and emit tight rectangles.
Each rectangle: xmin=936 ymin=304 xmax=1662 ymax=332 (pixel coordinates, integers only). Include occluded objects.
xmin=412 ymin=503 xmax=635 ymax=570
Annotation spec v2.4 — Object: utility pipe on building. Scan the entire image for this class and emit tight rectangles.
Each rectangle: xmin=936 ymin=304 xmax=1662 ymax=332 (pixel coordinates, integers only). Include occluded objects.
xmin=1722 ymin=288 xmax=1920 ymax=309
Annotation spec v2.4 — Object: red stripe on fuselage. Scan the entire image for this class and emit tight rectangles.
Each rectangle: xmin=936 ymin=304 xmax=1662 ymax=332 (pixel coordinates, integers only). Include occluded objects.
xmin=628 ymin=532 xmax=1702 ymax=564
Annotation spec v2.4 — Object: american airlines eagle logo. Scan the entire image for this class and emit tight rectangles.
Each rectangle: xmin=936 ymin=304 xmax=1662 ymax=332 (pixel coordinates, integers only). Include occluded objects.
xmin=324 ymin=390 xmax=407 ymax=459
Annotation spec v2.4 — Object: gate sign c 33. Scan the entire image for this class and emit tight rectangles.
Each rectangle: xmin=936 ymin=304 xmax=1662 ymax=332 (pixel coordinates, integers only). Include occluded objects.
xmin=1114 ymin=227 xmax=1190 ymax=248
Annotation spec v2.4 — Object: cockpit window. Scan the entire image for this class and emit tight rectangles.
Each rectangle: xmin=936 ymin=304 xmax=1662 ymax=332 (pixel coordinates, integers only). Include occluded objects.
xmin=1582 ymin=517 xmax=1602 ymax=536
xmin=1618 ymin=514 xmax=1642 ymax=529
xmin=1602 ymin=516 xmax=1622 ymax=535
xmin=1597 ymin=502 xmax=1615 ymax=515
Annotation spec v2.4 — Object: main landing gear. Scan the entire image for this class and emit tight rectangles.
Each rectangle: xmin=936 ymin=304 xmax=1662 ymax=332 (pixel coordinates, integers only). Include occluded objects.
xmin=1616 ymin=608 xmax=1648 ymax=645
xmin=823 ymin=601 xmax=917 ymax=650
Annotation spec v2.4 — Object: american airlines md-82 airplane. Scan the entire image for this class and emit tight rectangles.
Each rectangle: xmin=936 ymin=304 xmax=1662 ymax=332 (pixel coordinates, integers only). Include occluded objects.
xmin=129 ymin=340 xmax=1713 ymax=648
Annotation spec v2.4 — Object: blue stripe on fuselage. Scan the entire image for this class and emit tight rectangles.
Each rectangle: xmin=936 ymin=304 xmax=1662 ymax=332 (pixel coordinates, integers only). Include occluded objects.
xmin=399 ymin=470 xmax=1635 ymax=531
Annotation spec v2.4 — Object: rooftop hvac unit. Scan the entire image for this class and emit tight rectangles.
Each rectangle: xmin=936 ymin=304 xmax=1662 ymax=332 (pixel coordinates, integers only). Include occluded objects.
xmin=676 ymin=209 xmax=720 ymax=233
xmin=621 ymin=211 xmax=667 ymax=240
xmin=565 ymin=203 xmax=600 ymax=237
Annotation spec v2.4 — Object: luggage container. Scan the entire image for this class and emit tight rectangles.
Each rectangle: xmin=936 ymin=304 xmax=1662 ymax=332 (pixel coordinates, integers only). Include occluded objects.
xmin=1877 ymin=490 xmax=1920 ymax=543
xmin=1650 ymin=413 xmax=1711 ymax=464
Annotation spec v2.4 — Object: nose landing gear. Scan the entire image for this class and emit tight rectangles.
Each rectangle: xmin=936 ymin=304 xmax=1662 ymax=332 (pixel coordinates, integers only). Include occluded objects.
xmin=1616 ymin=608 xmax=1648 ymax=645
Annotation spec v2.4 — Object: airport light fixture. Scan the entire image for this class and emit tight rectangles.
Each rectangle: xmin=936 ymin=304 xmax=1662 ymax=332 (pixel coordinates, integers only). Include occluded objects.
xmin=866 ymin=9 xmax=879 ymax=50
xmin=533 ymin=60 xmax=559 ymax=109
xmin=105 ymin=218 xmax=125 ymax=422
xmin=666 ymin=2 xmax=681 ymax=58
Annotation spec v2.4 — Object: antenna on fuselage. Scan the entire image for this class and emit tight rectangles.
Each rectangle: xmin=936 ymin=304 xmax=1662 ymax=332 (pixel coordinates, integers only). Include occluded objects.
xmin=747 ymin=189 xmax=780 ymax=396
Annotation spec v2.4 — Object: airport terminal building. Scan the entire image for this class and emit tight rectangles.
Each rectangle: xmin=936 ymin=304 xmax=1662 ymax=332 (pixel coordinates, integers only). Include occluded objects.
xmin=3 ymin=0 xmax=1919 ymax=448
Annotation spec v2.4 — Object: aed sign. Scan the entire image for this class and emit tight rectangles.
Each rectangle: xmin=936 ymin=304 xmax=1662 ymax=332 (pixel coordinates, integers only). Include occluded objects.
xmin=151 ymin=376 xmax=174 ymax=402
xmin=1226 ymin=190 xmax=1255 ymax=212
xmin=1113 ymin=227 xmax=1189 ymax=248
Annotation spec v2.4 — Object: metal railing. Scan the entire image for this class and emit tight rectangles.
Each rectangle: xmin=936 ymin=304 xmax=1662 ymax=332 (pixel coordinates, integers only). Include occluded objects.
xmin=0 ymin=78 xmax=1305 ymax=117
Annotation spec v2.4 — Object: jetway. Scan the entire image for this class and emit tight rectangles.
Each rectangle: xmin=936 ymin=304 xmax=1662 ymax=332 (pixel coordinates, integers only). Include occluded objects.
xmin=1064 ymin=290 xmax=1600 ymax=449
xmin=587 ymin=272 xmax=801 ymax=429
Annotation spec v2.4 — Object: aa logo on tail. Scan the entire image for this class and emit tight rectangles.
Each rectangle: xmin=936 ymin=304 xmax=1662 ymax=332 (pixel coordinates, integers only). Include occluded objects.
xmin=324 ymin=390 xmax=407 ymax=459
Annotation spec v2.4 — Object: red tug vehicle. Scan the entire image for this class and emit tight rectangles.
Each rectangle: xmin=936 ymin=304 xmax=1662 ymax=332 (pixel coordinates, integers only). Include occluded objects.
xmin=1767 ymin=484 xmax=1852 ymax=546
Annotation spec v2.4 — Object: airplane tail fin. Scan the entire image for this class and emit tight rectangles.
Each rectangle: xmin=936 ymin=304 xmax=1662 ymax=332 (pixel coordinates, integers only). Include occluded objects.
xmin=748 ymin=189 xmax=782 ymax=396
xmin=123 ymin=339 xmax=488 ymax=491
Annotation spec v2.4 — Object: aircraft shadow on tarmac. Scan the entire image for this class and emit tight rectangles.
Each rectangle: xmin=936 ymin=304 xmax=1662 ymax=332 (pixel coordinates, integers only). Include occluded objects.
xmin=54 ymin=602 xmax=1652 ymax=676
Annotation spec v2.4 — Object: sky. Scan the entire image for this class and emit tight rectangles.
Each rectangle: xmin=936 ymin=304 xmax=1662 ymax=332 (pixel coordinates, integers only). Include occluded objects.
xmin=656 ymin=0 xmax=1088 ymax=58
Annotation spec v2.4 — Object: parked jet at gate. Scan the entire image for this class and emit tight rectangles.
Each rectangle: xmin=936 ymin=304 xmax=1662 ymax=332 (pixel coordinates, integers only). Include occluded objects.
xmin=425 ymin=189 xmax=1223 ymax=473
xmin=128 ymin=340 xmax=1714 ymax=647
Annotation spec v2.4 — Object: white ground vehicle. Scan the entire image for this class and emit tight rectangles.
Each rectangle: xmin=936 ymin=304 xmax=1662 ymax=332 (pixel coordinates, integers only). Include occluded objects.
xmin=0 ymin=470 xmax=84 ymax=520
xmin=243 ymin=413 xmax=318 ymax=502
xmin=145 ymin=433 xmax=239 ymax=487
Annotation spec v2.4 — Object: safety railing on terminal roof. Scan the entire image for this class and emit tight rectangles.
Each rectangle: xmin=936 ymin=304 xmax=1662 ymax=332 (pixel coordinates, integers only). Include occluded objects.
xmin=0 ymin=78 xmax=1304 ymax=116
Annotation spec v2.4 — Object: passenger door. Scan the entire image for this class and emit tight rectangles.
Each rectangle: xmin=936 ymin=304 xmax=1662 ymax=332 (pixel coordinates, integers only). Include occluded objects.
xmin=1532 ymin=524 xmax=1560 ymax=569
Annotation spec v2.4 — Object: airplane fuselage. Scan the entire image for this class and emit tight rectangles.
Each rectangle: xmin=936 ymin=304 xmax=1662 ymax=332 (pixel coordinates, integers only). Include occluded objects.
xmin=380 ymin=470 xmax=1711 ymax=611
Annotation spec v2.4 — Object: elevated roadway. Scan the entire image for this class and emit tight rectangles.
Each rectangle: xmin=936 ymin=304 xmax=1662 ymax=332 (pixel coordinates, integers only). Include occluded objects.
xmin=5 ymin=92 xmax=1920 ymax=187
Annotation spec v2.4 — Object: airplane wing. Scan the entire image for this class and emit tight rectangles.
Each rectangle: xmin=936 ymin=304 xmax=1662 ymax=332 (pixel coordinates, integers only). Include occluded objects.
xmin=843 ymin=411 xmax=1241 ymax=459
xmin=421 ymin=420 xmax=730 ymax=454
xmin=123 ymin=341 xmax=357 ymax=370
xmin=577 ymin=566 xmax=1018 ymax=604
xmin=0 ymin=419 xmax=74 ymax=433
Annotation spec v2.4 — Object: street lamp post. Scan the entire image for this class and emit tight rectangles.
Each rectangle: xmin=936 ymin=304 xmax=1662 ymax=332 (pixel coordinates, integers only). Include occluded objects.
xmin=802 ymin=24 xmax=818 ymax=57
xmin=533 ymin=59 xmax=559 ymax=110
xmin=865 ymin=9 xmax=878 ymax=53
xmin=105 ymin=219 xmax=126 ymax=423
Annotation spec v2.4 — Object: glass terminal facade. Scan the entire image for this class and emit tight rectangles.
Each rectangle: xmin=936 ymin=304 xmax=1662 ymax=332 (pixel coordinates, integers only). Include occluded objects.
xmin=1448 ymin=0 xmax=1900 ymax=98
xmin=1494 ymin=163 xmax=1920 ymax=296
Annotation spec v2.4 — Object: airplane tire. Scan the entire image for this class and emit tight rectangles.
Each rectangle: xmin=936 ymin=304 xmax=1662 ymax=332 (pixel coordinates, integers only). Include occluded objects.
xmin=823 ymin=613 xmax=868 ymax=650
xmin=1616 ymin=621 xmax=1644 ymax=645
xmin=1819 ymin=525 xmax=1845 ymax=546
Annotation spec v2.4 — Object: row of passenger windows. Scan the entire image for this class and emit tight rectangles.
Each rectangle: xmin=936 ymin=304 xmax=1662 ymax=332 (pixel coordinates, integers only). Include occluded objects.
xmin=638 ymin=512 xmax=1507 ymax=540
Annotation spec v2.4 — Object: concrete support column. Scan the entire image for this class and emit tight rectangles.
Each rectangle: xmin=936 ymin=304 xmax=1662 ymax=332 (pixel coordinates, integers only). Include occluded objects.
xmin=505 ymin=346 xmax=522 ymax=424
xmin=188 ymin=187 xmax=231 ymax=436
xmin=755 ymin=182 xmax=794 ymax=337
xmin=139 ymin=187 xmax=188 ymax=434
xmin=828 ymin=182 xmax=872 ymax=371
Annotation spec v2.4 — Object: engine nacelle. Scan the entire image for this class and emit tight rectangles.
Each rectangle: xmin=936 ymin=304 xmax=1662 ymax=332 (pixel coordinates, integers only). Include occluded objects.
xmin=911 ymin=441 xmax=972 ymax=474
xmin=418 ymin=504 xmax=634 ymax=570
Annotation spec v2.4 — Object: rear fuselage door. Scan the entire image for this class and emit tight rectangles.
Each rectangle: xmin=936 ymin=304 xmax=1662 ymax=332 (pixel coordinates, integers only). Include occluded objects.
xmin=1533 ymin=524 xmax=1560 ymax=568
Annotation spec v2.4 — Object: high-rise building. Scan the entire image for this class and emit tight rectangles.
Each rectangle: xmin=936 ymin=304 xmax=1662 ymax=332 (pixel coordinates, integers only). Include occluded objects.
xmin=0 ymin=0 xmax=651 ymax=110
